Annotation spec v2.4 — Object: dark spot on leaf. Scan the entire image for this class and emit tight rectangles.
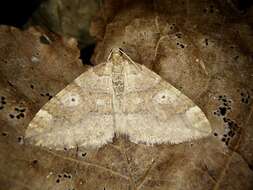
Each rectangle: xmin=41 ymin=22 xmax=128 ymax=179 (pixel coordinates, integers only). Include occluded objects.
xmin=223 ymin=117 xmax=229 ymax=122
xmin=2 ymin=132 xmax=8 ymax=136
xmin=223 ymin=103 xmax=228 ymax=106
xmin=228 ymin=131 xmax=235 ymax=138
xmin=234 ymin=55 xmax=239 ymax=61
xmin=176 ymin=33 xmax=182 ymax=38
xmin=243 ymin=99 xmax=248 ymax=103
xmin=205 ymin=38 xmax=208 ymax=46
xmin=7 ymin=81 xmax=14 ymax=87
xmin=82 ymin=153 xmax=87 ymax=157
xmin=240 ymin=91 xmax=250 ymax=104
xmin=222 ymin=98 xmax=227 ymax=102
xmin=20 ymin=108 xmax=26 ymax=112
xmin=219 ymin=107 xmax=227 ymax=116
xmin=228 ymin=121 xmax=237 ymax=129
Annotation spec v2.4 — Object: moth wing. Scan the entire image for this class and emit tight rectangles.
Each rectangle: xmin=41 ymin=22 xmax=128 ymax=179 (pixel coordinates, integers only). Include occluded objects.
xmin=25 ymin=63 xmax=115 ymax=150
xmin=117 ymin=62 xmax=212 ymax=144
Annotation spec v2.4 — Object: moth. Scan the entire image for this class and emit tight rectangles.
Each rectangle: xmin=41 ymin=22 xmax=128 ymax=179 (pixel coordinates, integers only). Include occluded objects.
xmin=25 ymin=48 xmax=212 ymax=150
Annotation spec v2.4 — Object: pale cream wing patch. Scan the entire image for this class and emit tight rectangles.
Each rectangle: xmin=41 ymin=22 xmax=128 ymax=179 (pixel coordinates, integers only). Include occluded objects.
xmin=117 ymin=62 xmax=212 ymax=145
xmin=25 ymin=63 xmax=115 ymax=150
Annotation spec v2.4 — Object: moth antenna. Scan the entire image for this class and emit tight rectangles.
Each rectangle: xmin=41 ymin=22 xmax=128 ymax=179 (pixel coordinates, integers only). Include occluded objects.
xmin=118 ymin=48 xmax=142 ymax=71
xmin=107 ymin=49 xmax=114 ymax=61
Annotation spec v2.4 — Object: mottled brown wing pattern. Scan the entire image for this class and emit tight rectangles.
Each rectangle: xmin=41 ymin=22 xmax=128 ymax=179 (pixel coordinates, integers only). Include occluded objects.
xmin=25 ymin=49 xmax=211 ymax=150
xmin=117 ymin=61 xmax=212 ymax=144
xmin=25 ymin=62 xmax=115 ymax=150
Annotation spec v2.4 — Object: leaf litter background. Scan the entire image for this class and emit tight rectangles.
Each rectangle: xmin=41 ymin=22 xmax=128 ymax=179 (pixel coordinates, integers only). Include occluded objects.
xmin=0 ymin=0 xmax=253 ymax=189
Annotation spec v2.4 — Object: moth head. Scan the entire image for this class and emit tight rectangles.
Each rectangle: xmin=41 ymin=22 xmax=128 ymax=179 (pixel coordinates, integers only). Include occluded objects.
xmin=108 ymin=48 xmax=124 ymax=63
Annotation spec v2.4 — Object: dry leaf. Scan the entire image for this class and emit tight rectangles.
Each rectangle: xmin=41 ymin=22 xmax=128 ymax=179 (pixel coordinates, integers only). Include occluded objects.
xmin=1 ymin=0 xmax=253 ymax=190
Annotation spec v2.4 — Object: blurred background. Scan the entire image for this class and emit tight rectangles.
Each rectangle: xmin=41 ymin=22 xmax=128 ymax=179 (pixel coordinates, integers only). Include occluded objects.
xmin=0 ymin=0 xmax=252 ymax=66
